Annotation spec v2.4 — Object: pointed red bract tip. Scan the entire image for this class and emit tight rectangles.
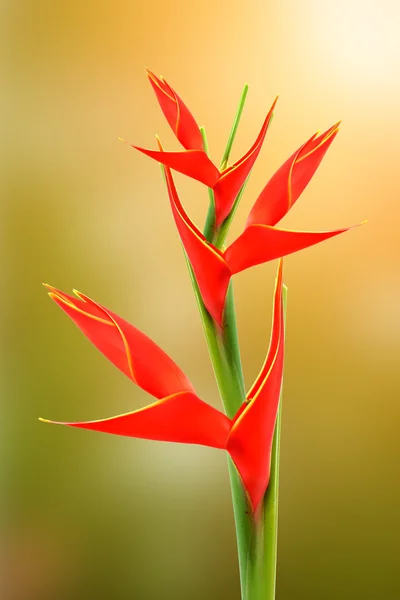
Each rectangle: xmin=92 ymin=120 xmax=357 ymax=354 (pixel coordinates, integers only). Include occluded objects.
xmin=226 ymin=224 xmax=357 ymax=275
xmin=46 ymin=286 xmax=195 ymax=399
xmin=132 ymin=144 xmax=219 ymax=188
xmin=41 ymin=391 xmax=232 ymax=449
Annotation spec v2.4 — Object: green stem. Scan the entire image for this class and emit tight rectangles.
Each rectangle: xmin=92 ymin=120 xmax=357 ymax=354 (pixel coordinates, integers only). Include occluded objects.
xmin=186 ymin=253 xmax=251 ymax=598
xmin=223 ymin=282 xmax=245 ymax=399
xmin=217 ymin=94 xmax=250 ymax=598
xmin=201 ymin=84 xmax=249 ymax=245
xmin=246 ymin=285 xmax=288 ymax=600
xmin=196 ymin=88 xmax=251 ymax=598
xmin=184 ymin=255 xmax=244 ymax=419
xmin=220 ymin=83 xmax=249 ymax=171
xmin=185 ymin=261 xmax=249 ymax=596
xmin=200 ymin=126 xmax=217 ymax=242
xmin=228 ymin=459 xmax=252 ymax=600
xmin=223 ymin=280 xmax=248 ymax=600
xmin=214 ymin=180 xmax=248 ymax=250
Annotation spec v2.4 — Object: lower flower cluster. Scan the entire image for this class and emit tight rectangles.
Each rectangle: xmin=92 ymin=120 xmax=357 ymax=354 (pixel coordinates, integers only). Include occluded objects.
xmin=42 ymin=260 xmax=283 ymax=511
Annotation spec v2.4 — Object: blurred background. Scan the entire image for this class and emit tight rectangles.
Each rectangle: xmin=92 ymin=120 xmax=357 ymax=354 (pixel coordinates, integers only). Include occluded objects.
xmin=3 ymin=0 xmax=400 ymax=598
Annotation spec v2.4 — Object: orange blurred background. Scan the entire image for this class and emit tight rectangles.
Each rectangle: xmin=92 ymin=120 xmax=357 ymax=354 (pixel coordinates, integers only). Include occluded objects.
xmin=3 ymin=1 xmax=400 ymax=598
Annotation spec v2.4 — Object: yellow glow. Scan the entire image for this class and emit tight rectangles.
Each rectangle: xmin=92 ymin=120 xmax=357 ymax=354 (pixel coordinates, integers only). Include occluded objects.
xmin=313 ymin=0 xmax=400 ymax=80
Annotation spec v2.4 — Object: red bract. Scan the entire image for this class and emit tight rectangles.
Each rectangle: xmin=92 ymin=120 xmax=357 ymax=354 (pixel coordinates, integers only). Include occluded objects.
xmin=42 ymin=285 xmax=230 ymax=448
xmin=245 ymin=123 xmax=341 ymax=228
xmin=42 ymin=261 xmax=285 ymax=511
xmin=132 ymin=70 xmax=277 ymax=227
xmin=160 ymin=125 xmax=360 ymax=325
xmin=146 ymin=69 xmax=205 ymax=151
xmin=160 ymin=139 xmax=231 ymax=326
xmin=226 ymin=261 xmax=284 ymax=511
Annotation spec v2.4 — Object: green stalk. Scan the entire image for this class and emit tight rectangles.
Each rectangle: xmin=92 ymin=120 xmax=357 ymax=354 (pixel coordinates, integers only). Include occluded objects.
xmin=227 ymin=458 xmax=252 ymax=599
xmin=246 ymin=285 xmax=288 ymax=600
xmin=162 ymin=80 xmax=283 ymax=598
xmin=185 ymin=255 xmax=244 ymax=418
xmin=220 ymin=84 xmax=249 ymax=171
xmin=214 ymin=180 xmax=248 ymax=250
xmin=201 ymin=83 xmax=249 ymax=244
xmin=186 ymin=253 xmax=251 ymax=599
xmin=199 ymin=119 xmax=246 ymax=400
xmin=223 ymin=282 xmax=245 ymax=399
xmin=195 ymin=88 xmax=251 ymax=598
xmin=200 ymin=126 xmax=216 ymax=242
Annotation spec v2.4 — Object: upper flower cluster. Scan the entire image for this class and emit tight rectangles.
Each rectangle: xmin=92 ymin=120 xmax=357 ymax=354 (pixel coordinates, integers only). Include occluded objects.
xmin=128 ymin=70 xmax=360 ymax=325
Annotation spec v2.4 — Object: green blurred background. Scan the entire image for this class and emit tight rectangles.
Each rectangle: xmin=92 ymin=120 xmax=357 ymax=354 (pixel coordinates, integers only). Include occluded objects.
xmin=3 ymin=0 xmax=400 ymax=598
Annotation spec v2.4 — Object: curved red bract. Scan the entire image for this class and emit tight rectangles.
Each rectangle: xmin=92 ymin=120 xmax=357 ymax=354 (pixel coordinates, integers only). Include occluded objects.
xmin=146 ymin=69 xmax=204 ymax=151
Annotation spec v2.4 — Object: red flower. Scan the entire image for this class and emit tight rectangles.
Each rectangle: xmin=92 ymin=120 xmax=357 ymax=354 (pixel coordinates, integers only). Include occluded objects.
xmin=160 ymin=126 xmax=361 ymax=325
xmin=132 ymin=70 xmax=277 ymax=227
xmin=41 ymin=261 xmax=285 ymax=511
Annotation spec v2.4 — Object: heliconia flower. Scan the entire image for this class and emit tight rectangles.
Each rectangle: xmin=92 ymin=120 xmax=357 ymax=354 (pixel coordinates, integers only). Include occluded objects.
xmin=131 ymin=70 xmax=278 ymax=227
xmin=160 ymin=125 xmax=362 ymax=325
xmin=41 ymin=261 xmax=285 ymax=511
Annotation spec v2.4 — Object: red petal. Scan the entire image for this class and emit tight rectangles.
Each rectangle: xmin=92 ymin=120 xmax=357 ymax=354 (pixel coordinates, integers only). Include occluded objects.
xmin=162 ymin=164 xmax=231 ymax=326
xmin=247 ymin=123 xmax=339 ymax=228
xmin=41 ymin=391 xmax=231 ymax=449
xmin=133 ymin=145 xmax=220 ymax=188
xmin=147 ymin=70 xmax=204 ymax=150
xmin=45 ymin=286 xmax=195 ymax=399
xmin=212 ymin=97 xmax=278 ymax=227
xmin=226 ymin=223 xmax=355 ymax=274
xmin=227 ymin=261 xmax=284 ymax=510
